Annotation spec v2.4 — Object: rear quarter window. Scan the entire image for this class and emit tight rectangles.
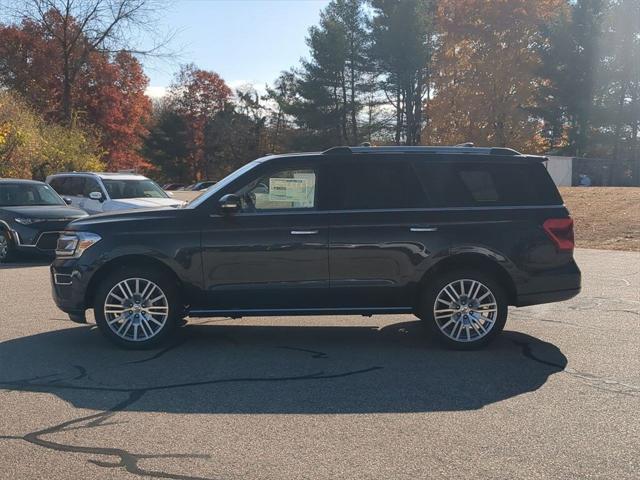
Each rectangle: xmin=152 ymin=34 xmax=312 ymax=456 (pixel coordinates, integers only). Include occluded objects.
xmin=413 ymin=161 xmax=562 ymax=207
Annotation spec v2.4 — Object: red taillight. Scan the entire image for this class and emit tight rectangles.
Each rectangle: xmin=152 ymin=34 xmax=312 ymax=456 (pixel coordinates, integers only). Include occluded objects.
xmin=543 ymin=218 xmax=574 ymax=253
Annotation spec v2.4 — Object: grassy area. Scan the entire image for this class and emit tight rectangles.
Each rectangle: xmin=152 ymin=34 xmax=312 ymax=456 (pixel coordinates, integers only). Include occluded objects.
xmin=561 ymin=187 xmax=640 ymax=252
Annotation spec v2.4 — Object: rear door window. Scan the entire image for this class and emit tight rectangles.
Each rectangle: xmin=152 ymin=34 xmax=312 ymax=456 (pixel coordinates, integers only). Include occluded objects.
xmin=328 ymin=159 xmax=427 ymax=210
xmin=413 ymin=162 xmax=562 ymax=207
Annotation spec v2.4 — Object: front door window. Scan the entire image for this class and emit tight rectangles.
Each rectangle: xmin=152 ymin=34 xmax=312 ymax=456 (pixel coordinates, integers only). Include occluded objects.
xmin=237 ymin=169 xmax=317 ymax=212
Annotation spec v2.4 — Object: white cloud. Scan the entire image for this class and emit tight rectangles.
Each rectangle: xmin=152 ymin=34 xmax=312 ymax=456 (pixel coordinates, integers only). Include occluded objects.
xmin=144 ymin=81 xmax=268 ymax=101
xmin=228 ymin=80 xmax=268 ymax=96
xmin=145 ymin=86 xmax=168 ymax=99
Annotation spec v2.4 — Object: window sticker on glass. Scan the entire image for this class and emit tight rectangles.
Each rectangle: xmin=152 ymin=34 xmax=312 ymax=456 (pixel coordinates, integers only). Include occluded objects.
xmin=269 ymin=177 xmax=314 ymax=206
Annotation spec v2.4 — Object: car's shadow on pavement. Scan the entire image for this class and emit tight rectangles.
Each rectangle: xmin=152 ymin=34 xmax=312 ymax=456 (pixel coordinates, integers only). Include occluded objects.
xmin=0 ymin=320 xmax=567 ymax=414
xmin=0 ymin=255 xmax=51 ymax=269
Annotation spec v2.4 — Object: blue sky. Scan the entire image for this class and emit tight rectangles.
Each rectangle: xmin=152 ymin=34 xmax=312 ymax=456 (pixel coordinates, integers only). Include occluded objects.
xmin=143 ymin=0 xmax=330 ymax=97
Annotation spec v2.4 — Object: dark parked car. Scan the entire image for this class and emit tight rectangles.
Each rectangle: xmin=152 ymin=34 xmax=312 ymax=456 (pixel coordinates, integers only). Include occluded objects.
xmin=186 ymin=181 xmax=217 ymax=191
xmin=51 ymin=146 xmax=580 ymax=349
xmin=162 ymin=183 xmax=186 ymax=191
xmin=0 ymin=179 xmax=88 ymax=262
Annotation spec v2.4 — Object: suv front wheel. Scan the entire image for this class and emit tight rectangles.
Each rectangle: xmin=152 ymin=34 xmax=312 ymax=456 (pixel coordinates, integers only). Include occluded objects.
xmin=0 ymin=230 xmax=15 ymax=263
xmin=94 ymin=267 xmax=180 ymax=349
xmin=420 ymin=269 xmax=507 ymax=350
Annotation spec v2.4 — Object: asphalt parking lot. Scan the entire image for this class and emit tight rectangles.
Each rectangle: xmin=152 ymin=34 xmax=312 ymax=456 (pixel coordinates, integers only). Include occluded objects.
xmin=0 ymin=248 xmax=638 ymax=480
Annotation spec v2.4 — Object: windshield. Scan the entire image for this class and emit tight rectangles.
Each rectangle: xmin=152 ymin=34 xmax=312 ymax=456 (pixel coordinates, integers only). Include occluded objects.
xmin=0 ymin=183 xmax=65 ymax=207
xmin=187 ymin=160 xmax=263 ymax=208
xmin=102 ymin=179 xmax=168 ymax=200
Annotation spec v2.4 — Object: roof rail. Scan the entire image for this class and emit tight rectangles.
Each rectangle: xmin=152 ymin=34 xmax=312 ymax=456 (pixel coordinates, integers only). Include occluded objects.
xmin=322 ymin=145 xmax=521 ymax=156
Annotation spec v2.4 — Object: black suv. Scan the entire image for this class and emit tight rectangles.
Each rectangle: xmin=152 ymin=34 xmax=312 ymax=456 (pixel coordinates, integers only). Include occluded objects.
xmin=0 ymin=179 xmax=87 ymax=262
xmin=51 ymin=146 xmax=581 ymax=349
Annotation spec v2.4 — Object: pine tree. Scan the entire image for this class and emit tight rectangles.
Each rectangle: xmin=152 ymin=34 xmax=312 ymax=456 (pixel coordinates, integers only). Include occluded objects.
xmin=369 ymin=0 xmax=435 ymax=145
xmin=283 ymin=0 xmax=369 ymax=148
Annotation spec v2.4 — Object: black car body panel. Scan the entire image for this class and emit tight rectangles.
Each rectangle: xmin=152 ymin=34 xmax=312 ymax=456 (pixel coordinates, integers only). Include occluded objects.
xmin=51 ymin=149 xmax=581 ymax=320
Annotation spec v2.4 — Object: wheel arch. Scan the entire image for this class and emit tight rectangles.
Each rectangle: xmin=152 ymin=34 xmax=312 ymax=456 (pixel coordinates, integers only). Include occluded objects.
xmin=418 ymin=252 xmax=518 ymax=307
xmin=85 ymin=254 xmax=184 ymax=309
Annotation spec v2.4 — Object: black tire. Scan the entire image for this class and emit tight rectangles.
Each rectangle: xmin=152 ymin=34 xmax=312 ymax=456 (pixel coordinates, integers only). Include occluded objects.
xmin=94 ymin=266 xmax=180 ymax=349
xmin=419 ymin=269 xmax=508 ymax=350
xmin=0 ymin=230 xmax=15 ymax=263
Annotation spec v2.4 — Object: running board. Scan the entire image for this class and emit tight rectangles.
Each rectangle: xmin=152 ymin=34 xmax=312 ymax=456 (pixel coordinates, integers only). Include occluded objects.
xmin=187 ymin=307 xmax=414 ymax=318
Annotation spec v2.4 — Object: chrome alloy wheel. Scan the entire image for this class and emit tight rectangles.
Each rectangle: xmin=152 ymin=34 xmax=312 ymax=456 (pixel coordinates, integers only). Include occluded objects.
xmin=0 ymin=233 xmax=8 ymax=261
xmin=104 ymin=278 xmax=169 ymax=342
xmin=433 ymin=279 xmax=498 ymax=343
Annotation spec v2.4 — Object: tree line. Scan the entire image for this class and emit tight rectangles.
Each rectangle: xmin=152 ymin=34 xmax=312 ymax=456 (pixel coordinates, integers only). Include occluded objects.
xmin=0 ymin=0 xmax=638 ymax=184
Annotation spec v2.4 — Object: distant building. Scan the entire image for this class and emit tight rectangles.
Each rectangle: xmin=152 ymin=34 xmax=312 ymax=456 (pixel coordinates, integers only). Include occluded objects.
xmin=545 ymin=156 xmax=573 ymax=186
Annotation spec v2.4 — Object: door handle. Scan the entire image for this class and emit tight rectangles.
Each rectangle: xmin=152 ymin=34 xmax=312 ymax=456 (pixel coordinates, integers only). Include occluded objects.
xmin=291 ymin=230 xmax=319 ymax=235
xmin=410 ymin=227 xmax=438 ymax=232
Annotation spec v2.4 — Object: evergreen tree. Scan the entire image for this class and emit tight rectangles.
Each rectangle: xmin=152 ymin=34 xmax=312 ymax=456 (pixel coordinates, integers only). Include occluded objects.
xmin=591 ymin=0 xmax=639 ymax=182
xmin=535 ymin=0 xmax=607 ymax=156
xmin=369 ymin=0 xmax=435 ymax=145
xmin=284 ymin=0 xmax=369 ymax=148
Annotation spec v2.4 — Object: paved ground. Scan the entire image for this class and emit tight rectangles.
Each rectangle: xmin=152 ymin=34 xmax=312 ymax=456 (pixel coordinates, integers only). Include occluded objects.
xmin=0 ymin=249 xmax=638 ymax=480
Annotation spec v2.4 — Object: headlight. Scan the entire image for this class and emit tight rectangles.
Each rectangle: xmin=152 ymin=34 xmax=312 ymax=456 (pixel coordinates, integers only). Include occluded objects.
xmin=15 ymin=217 xmax=48 ymax=225
xmin=56 ymin=232 xmax=101 ymax=258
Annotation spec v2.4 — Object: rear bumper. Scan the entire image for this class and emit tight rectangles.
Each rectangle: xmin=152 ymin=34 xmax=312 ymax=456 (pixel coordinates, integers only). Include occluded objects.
xmin=515 ymin=287 xmax=581 ymax=307
xmin=514 ymin=257 xmax=581 ymax=307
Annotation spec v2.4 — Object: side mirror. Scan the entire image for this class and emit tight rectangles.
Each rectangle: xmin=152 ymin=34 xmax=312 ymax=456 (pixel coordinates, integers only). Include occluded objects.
xmin=218 ymin=194 xmax=241 ymax=214
xmin=63 ymin=197 xmax=72 ymax=205
xmin=89 ymin=191 xmax=104 ymax=202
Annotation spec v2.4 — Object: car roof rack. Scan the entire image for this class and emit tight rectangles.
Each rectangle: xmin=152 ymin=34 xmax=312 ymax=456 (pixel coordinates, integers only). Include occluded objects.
xmin=322 ymin=145 xmax=522 ymax=156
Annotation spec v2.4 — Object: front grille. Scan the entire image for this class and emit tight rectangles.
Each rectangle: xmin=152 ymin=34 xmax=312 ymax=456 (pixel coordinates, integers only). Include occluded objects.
xmin=36 ymin=232 xmax=61 ymax=251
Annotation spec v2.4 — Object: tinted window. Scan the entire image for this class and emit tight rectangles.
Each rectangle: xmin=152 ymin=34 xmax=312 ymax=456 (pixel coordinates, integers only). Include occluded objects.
xmin=329 ymin=160 xmax=426 ymax=210
xmin=0 ymin=183 xmax=65 ymax=206
xmin=413 ymin=162 xmax=562 ymax=207
xmin=83 ymin=177 xmax=103 ymax=196
xmin=236 ymin=168 xmax=316 ymax=211
xmin=49 ymin=177 xmax=71 ymax=195
xmin=102 ymin=179 xmax=168 ymax=199
xmin=63 ymin=177 xmax=85 ymax=197
xmin=48 ymin=177 xmax=63 ymax=193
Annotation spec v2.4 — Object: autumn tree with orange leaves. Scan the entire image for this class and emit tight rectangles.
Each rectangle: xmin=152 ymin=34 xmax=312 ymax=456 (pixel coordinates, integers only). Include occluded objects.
xmin=167 ymin=64 xmax=232 ymax=181
xmin=0 ymin=0 xmax=160 ymax=170
xmin=423 ymin=0 xmax=565 ymax=153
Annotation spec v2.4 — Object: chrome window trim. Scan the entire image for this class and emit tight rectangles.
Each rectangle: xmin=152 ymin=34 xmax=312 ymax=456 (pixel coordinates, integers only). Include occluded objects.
xmin=209 ymin=204 xmax=566 ymax=218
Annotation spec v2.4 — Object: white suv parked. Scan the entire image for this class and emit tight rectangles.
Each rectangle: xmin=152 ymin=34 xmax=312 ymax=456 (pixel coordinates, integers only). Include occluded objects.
xmin=46 ymin=172 xmax=184 ymax=214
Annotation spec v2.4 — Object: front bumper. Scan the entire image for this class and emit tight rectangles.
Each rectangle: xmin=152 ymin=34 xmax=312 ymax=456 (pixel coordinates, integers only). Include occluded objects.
xmin=9 ymin=223 xmax=66 ymax=254
xmin=50 ymin=260 xmax=96 ymax=316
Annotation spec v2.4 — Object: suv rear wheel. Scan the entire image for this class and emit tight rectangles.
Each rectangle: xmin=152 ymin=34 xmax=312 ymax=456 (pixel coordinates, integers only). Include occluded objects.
xmin=94 ymin=267 xmax=180 ymax=349
xmin=420 ymin=269 xmax=507 ymax=349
